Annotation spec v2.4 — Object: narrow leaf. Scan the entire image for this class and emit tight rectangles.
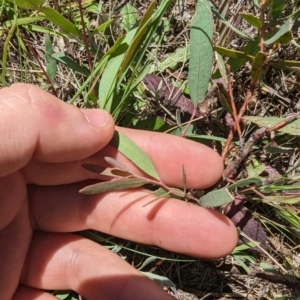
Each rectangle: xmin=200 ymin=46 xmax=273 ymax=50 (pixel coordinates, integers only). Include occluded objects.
xmin=141 ymin=272 xmax=176 ymax=288
xmin=251 ymin=51 xmax=267 ymax=82
xmin=271 ymin=0 xmax=286 ymax=20
xmin=274 ymin=206 xmax=300 ymax=229
xmin=233 ymin=255 xmax=251 ymax=274
xmin=98 ymin=32 xmax=132 ymax=112
xmin=262 ymin=195 xmax=300 ymax=205
xmin=214 ymin=46 xmax=254 ymax=61
xmin=271 ymin=59 xmax=300 ymax=68
xmin=82 ymin=164 xmax=130 ymax=177
xmin=110 ymin=131 xmax=160 ymax=180
xmin=52 ymin=52 xmax=90 ymax=75
xmin=265 ymin=18 xmax=292 ymax=45
xmin=3 ymin=16 xmax=44 ymax=28
xmin=210 ymin=4 xmax=253 ymax=40
xmin=149 ymin=46 xmax=190 ymax=73
xmin=188 ymin=0 xmax=214 ymax=104
xmin=39 ymin=7 xmax=80 ymax=37
xmin=104 ymin=156 xmax=133 ymax=174
xmin=45 ymin=35 xmax=57 ymax=81
xmin=228 ymin=177 xmax=262 ymax=191
xmin=244 ymin=116 xmax=300 ymax=135
xmin=239 ymin=12 xmax=262 ymax=28
xmin=120 ymin=4 xmax=138 ymax=32
xmin=199 ymin=188 xmax=233 ymax=207
xmin=137 ymin=257 xmax=157 ymax=271
xmin=79 ymin=178 xmax=148 ymax=194
xmin=7 ymin=0 xmax=41 ymax=9
xmin=117 ymin=0 xmax=156 ymax=78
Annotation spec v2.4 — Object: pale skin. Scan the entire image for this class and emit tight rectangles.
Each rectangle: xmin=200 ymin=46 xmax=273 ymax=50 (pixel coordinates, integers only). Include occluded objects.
xmin=0 ymin=84 xmax=238 ymax=300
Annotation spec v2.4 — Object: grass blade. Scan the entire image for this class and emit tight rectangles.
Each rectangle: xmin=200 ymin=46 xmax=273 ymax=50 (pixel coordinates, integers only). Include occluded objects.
xmin=39 ymin=7 xmax=80 ymax=37
xmin=45 ymin=34 xmax=57 ymax=81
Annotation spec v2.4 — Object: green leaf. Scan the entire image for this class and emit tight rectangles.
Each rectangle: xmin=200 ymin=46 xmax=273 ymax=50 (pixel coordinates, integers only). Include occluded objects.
xmin=7 ymin=0 xmax=42 ymax=9
xmin=39 ymin=7 xmax=80 ymax=37
xmin=120 ymin=4 xmax=138 ymax=32
xmin=228 ymin=177 xmax=262 ymax=191
xmin=215 ymin=51 xmax=228 ymax=84
xmin=134 ymin=117 xmax=169 ymax=132
xmin=141 ymin=272 xmax=176 ymax=288
xmin=44 ymin=35 xmax=57 ymax=81
xmin=244 ymin=116 xmax=300 ymax=135
xmin=232 ymin=255 xmax=251 ymax=274
xmin=53 ymin=290 xmax=79 ymax=300
xmin=239 ymin=12 xmax=262 ymax=28
xmin=149 ymin=46 xmax=190 ymax=73
xmin=214 ymin=38 xmax=260 ymax=77
xmin=232 ymin=242 xmax=257 ymax=252
xmin=52 ymin=52 xmax=90 ymax=76
xmin=69 ymin=36 xmax=125 ymax=104
xmin=262 ymin=195 xmax=300 ymax=205
xmin=199 ymin=188 xmax=233 ymax=207
xmin=214 ymin=46 xmax=254 ymax=61
xmin=91 ymin=18 xmax=114 ymax=35
xmin=265 ymin=18 xmax=292 ymax=45
xmin=251 ymin=51 xmax=267 ymax=82
xmin=110 ymin=131 xmax=160 ymax=180
xmin=3 ymin=16 xmax=44 ymax=28
xmin=137 ymin=257 xmax=157 ymax=271
xmin=79 ymin=178 xmax=148 ymax=194
xmin=188 ymin=0 xmax=214 ymax=104
xmin=271 ymin=0 xmax=286 ymax=20
xmin=210 ymin=3 xmax=253 ymax=41
xmin=260 ymin=262 xmax=280 ymax=274
xmin=274 ymin=206 xmax=300 ymax=229
xmin=111 ymin=0 xmax=172 ymax=119
xmin=98 ymin=40 xmax=129 ymax=112
xmin=117 ymin=0 xmax=156 ymax=78
xmin=271 ymin=59 xmax=300 ymax=68
xmin=186 ymin=133 xmax=234 ymax=143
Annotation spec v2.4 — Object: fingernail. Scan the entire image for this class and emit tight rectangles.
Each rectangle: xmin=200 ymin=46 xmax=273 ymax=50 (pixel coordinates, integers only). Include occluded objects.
xmin=82 ymin=109 xmax=108 ymax=127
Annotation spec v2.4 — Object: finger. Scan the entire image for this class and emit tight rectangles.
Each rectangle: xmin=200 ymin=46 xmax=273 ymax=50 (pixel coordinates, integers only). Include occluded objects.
xmin=0 ymin=199 xmax=32 ymax=300
xmin=29 ymin=183 xmax=237 ymax=258
xmin=0 ymin=84 xmax=114 ymax=176
xmin=21 ymin=233 xmax=174 ymax=300
xmin=117 ymin=127 xmax=224 ymax=188
xmin=23 ymin=129 xmax=223 ymax=189
xmin=12 ymin=286 xmax=57 ymax=300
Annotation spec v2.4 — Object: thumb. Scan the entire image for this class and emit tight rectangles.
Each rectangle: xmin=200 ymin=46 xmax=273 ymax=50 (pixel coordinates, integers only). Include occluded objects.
xmin=0 ymin=84 xmax=115 ymax=176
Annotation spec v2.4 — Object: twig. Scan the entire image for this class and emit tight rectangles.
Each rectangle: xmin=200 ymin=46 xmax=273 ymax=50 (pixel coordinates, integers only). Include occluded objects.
xmin=221 ymin=127 xmax=234 ymax=160
xmin=223 ymin=127 xmax=267 ymax=179
xmin=227 ymin=70 xmax=242 ymax=138
xmin=259 ymin=4 xmax=266 ymax=53
xmin=223 ymin=112 xmax=300 ymax=179
xmin=267 ymin=112 xmax=300 ymax=133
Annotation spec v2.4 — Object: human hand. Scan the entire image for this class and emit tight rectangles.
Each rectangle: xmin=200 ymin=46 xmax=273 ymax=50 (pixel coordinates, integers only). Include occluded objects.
xmin=0 ymin=84 xmax=237 ymax=300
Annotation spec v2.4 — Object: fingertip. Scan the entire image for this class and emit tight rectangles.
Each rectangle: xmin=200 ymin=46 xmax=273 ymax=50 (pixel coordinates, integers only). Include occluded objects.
xmin=201 ymin=208 xmax=238 ymax=258
xmin=151 ymin=201 xmax=238 ymax=259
